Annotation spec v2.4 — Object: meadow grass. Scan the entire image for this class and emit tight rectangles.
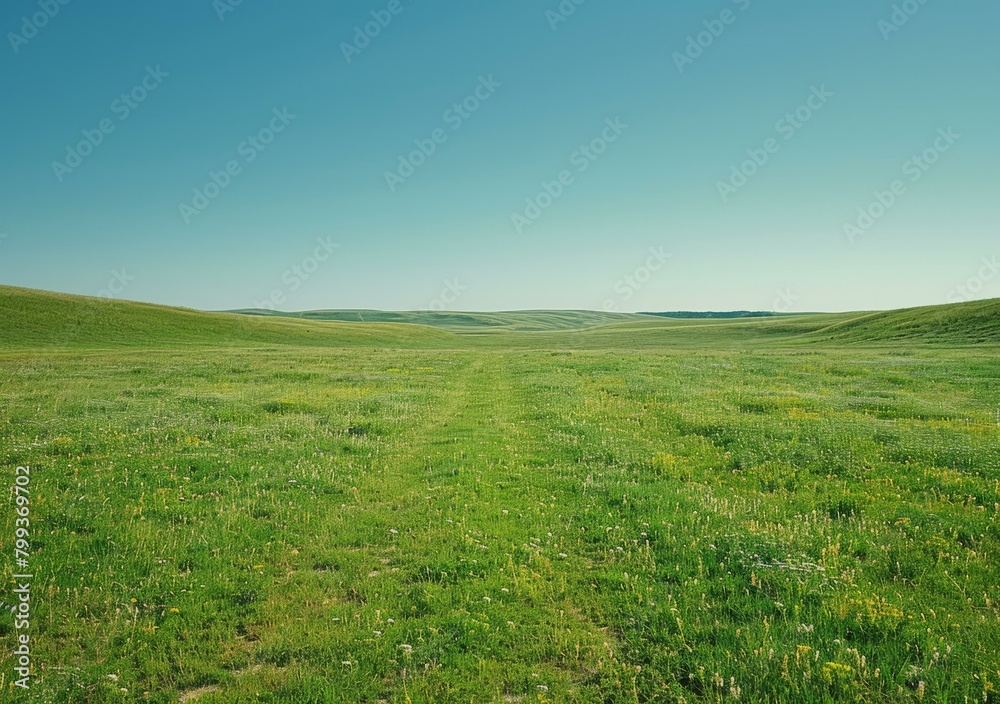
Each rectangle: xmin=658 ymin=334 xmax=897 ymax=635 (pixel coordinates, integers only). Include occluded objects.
xmin=1 ymin=342 xmax=998 ymax=703
xmin=1 ymin=288 xmax=999 ymax=702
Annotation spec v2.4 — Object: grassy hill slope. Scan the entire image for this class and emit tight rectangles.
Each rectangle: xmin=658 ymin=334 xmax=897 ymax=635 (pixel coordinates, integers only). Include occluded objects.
xmin=806 ymin=298 xmax=1000 ymax=345
xmin=0 ymin=286 xmax=456 ymax=350
xmin=464 ymin=312 xmax=862 ymax=349
xmin=537 ymin=301 xmax=1000 ymax=349
xmin=4 ymin=285 xmax=998 ymax=351
xmin=230 ymin=308 xmax=656 ymax=332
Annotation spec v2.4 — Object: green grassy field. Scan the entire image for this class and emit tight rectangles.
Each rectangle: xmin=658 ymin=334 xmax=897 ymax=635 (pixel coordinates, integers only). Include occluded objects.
xmin=2 ymin=286 xmax=999 ymax=703
xmin=226 ymin=308 xmax=656 ymax=333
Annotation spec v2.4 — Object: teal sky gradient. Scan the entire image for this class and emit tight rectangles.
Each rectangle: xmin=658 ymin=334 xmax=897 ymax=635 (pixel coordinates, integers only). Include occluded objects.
xmin=1 ymin=1 xmax=998 ymax=312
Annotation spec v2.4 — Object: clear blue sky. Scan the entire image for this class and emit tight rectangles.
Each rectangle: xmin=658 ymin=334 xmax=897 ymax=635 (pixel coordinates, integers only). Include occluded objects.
xmin=1 ymin=1 xmax=997 ymax=312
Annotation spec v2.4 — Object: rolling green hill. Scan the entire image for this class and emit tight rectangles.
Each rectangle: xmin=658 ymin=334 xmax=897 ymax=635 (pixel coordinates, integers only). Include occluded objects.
xmin=0 ymin=286 xmax=456 ymax=350
xmin=229 ymin=308 xmax=656 ymax=332
xmin=3 ymin=285 xmax=998 ymax=350
xmin=513 ymin=300 xmax=1000 ymax=349
xmin=807 ymin=297 xmax=1000 ymax=345
xmin=498 ymin=312 xmax=864 ymax=350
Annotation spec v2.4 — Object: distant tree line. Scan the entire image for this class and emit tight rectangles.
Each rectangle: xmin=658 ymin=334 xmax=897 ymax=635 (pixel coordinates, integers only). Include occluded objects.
xmin=639 ymin=311 xmax=777 ymax=319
